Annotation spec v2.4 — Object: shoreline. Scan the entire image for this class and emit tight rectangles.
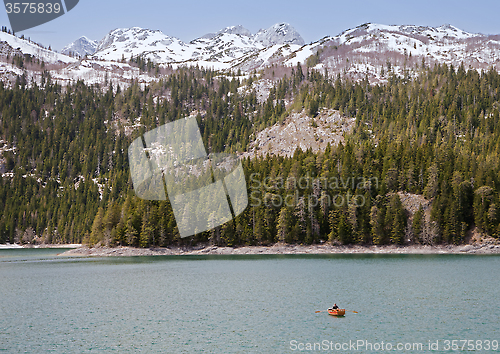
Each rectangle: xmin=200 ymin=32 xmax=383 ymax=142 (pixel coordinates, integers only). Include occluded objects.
xmin=58 ymin=242 xmax=500 ymax=257
xmin=0 ymin=244 xmax=82 ymax=249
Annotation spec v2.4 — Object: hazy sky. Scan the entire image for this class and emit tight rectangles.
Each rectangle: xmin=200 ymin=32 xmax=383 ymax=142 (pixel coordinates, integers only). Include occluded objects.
xmin=1 ymin=0 xmax=500 ymax=51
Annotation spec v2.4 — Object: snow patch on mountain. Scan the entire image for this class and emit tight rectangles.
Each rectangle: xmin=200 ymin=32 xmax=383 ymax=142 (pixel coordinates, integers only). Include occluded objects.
xmin=231 ymin=43 xmax=301 ymax=72
xmin=0 ymin=31 xmax=77 ymax=64
xmin=51 ymin=59 xmax=157 ymax=87
xmin=284 ymin=42 xmax=321 ymax=67
xmin=237 ymin=78 xmax=275 ymax=104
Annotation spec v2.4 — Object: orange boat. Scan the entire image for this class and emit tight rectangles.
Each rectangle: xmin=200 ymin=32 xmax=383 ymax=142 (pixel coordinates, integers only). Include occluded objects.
xmin=327 ymin=308 xmax=346 ymax=316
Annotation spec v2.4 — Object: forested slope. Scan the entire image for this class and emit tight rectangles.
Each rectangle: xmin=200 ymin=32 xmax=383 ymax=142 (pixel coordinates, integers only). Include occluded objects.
xmin=1 ymin=63 xmax=499 ymax=246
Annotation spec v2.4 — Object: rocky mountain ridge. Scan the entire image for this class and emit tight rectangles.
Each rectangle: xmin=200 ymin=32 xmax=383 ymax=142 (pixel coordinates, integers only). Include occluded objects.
xmin=1 ymin=22 xmax=500 ymax=88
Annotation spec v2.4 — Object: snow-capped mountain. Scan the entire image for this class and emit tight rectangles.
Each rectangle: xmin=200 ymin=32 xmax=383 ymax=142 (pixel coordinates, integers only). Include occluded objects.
xmin=2 ymin=22 xmax=500 ymax=88
xmin=336 ymin=23 xmax=475 ymax=44
xmin=277 ymin=23 xmax=500 ymax=83
xmin=328 ymin=23 xmax=480 ymax=58
xmin=86 ymin=22 xmax=500 ymax=76
xmin=93 ymin=27 xmax=190 ymax=63
xmin=90 ymin=23 xmax=305 ymax=69
xmin=61 ymin=36 xmax=98 ymax=57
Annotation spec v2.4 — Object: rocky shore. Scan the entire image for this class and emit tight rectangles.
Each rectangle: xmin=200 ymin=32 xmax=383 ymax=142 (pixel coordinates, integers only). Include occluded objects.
xmin=59 ymin=242 xmax=500 ymax=257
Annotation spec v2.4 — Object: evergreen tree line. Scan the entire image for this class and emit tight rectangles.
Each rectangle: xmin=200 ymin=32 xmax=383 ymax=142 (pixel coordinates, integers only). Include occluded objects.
xmin=0 ymin=67 xmax=278 ymax=243
xmin=1 ymin=63 xmax=500 ymax=246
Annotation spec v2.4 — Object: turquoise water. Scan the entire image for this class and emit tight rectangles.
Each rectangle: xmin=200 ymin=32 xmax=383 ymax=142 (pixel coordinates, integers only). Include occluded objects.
xmin=0 ymin=250 xmax=499 ymax=353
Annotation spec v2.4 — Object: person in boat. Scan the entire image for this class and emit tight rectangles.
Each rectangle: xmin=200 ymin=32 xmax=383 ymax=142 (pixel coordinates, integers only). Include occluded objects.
xmin=328 ymin=304 xmax=339 ymax=311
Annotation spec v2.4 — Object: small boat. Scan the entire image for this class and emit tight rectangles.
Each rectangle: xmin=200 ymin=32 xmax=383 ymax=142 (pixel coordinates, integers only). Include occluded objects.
xmin=328 ymin=308 xmax=346 ymax=316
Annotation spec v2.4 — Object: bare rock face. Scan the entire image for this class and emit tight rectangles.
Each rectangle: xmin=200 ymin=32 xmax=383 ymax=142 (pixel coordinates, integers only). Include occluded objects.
xmin=241 ymin=108 xmax=355 ymax=158
xmin=200 ymin=25 xmax=252 ymax=39
xmin=0 ymin=41 xmax=23 ymax=57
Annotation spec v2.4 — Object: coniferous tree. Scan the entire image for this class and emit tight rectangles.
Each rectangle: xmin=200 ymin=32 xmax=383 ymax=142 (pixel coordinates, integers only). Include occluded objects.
xmin=89 ymin=207 xmax=104 ymax=245
xmin=337 ymin=213 xmax=352 ymax=245
xmin=412 ymin=205 xmax=424 ymax=243
xmin=277 ymin=206 xmax=291 ymax=243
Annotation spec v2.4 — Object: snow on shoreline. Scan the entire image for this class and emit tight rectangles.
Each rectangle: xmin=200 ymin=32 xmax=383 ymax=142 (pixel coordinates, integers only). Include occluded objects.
xmin=0 ymin=244 xmax=23 ymax=249
xmin=0 ymin=244 xmax=82 ymax=249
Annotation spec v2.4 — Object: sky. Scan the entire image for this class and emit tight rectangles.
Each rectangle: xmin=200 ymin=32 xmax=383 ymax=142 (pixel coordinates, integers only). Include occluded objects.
xmin=1 ymin=0 xmax=500 ymax=51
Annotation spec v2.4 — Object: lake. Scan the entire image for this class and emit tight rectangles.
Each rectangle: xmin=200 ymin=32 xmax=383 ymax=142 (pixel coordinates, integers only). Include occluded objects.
xmin=0 ymin=249 xmax=499 ymax=353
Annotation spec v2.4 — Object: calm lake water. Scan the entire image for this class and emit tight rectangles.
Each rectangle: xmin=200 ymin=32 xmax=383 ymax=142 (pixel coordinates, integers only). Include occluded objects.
xmin=0 ymin=249 xmax=499 ymax=353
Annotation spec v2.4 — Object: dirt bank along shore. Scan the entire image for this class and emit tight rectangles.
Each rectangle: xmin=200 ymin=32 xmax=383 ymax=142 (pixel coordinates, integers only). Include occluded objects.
xmin=60 ymin=242 xmax=500 ymax=257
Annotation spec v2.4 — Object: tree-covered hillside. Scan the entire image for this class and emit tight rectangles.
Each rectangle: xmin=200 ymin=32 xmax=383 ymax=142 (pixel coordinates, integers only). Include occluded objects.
xmin=1 ymin=63 xmax=500 ymax=246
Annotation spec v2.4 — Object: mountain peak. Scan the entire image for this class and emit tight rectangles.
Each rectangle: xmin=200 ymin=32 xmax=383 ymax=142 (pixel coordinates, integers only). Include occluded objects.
xmin=438 ymin=23 xmax=457 ymax=31
xmin=61 ymin=36 xmax=98 ymax=57
xmin=93 ymin=27 xmax=182 ymax=60
xmin=255 ymin=23 xmax=305 ymax=46
xmin=201 ymin=25 xmax=252 ymax=39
